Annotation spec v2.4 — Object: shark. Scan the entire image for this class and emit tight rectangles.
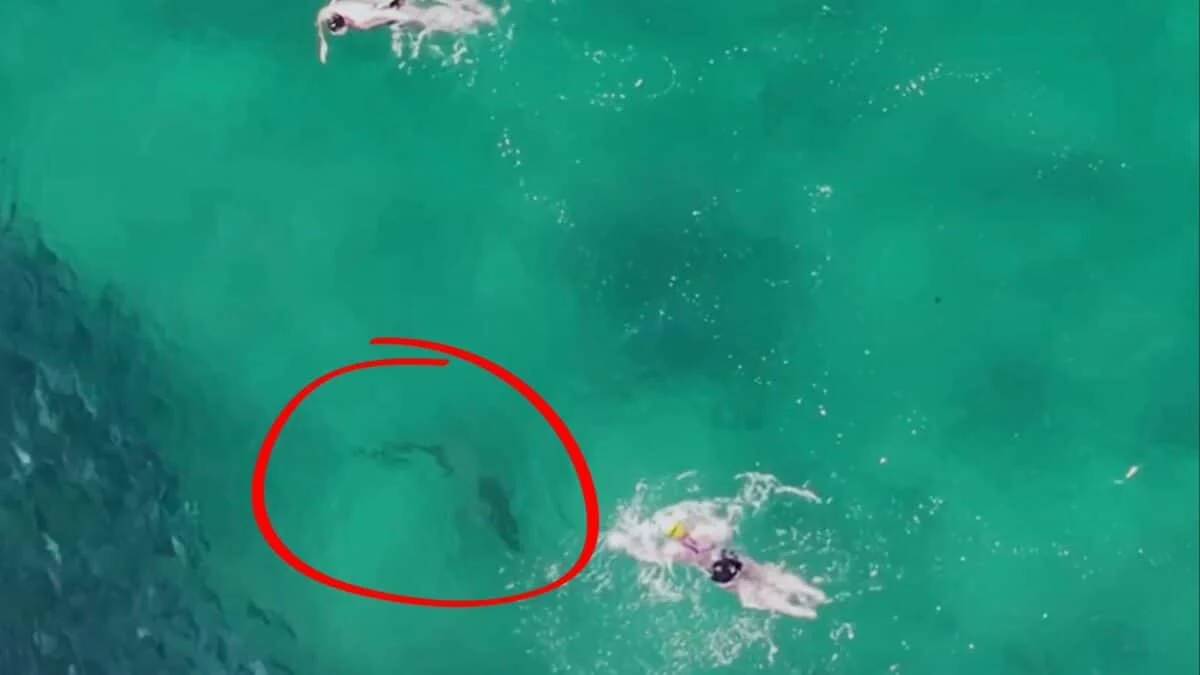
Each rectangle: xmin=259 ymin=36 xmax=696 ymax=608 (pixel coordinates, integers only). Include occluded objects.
xmin=354 ymin=434 xmax=523 ymax=554
xmin=352 ymin=441 xmax=453 ymax=477
xmin=475 ymin=476 xmax=521 ymax=553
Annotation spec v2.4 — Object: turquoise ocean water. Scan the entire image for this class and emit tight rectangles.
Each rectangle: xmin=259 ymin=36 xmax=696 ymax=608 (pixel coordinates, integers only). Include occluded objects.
xmin=2 ymin=0 xmax=1197 ymax=673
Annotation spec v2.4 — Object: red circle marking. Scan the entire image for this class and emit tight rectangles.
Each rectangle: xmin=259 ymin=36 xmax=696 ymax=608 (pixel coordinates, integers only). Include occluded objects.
xmin=250 ymin=337 xmax=600 ymax=608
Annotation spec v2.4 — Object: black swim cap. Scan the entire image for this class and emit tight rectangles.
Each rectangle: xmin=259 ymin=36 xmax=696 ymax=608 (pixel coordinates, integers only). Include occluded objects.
xmin=326 ymin=14 xmax=348 ymax=34
xmin=710 ymin=557 xmax=743 ymax=584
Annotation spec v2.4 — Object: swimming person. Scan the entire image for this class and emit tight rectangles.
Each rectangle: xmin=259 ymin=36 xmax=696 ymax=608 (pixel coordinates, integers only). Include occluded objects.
xmin=314 ymin=0 xmax=497 ymax=64
xmin=661 ymin=521 xmax=829 ymax=619
xmin=315 ymin=0 xmax=405 ymax=63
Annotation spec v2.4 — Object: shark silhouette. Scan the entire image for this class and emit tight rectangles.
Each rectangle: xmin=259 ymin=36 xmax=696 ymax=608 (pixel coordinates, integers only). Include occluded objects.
xmin=355 ymin=440 xmax=523 ymax=553
xmin=353 ymin=442 xmax=453 ymax=476
xmin=476 ymin=476 xmax=521 ymax=553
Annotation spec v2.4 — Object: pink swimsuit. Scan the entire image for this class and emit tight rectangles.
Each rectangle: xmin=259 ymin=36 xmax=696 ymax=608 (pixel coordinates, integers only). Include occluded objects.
xmin=677 ymin=535 xmax=743 ymax=585
xmin=678 ymin=535 xmax=715 ymax=561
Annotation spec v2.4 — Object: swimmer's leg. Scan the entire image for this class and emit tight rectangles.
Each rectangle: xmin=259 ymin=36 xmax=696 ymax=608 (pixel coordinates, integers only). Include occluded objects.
xmin=749 ymin=561 xmax=828 ymax=604
xmin=731 ymin=579 xmax=818 ymax=619
xmin=771 ymin=597 xmax=819 ymax=619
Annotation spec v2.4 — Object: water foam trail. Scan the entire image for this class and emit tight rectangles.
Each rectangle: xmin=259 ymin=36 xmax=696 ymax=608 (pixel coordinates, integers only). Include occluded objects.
xmin=388 ymin=0 xmax=500 ymax=62
xmin=517 ymin=472 xmax=828 ymax=674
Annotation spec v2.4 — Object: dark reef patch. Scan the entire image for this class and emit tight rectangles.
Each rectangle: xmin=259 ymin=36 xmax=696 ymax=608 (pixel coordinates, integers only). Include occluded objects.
xmin=0 ymin=169 xmax=285 ymax=673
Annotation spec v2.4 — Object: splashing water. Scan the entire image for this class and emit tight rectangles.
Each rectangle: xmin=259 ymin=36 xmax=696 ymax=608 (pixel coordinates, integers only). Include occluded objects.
xmin=516 ymin=472 xmax=826 ymax=674
xmin=604 ymin=472 xmax=827 ymax=615
xmin=386 ymin=0 xmax=502 ymax=64
xmin=315 ymin=0 xmax=500 ymax=67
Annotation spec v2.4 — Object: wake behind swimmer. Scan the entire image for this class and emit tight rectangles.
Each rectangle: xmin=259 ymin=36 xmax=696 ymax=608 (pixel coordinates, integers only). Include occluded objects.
xmin=315 ymin=0 xmax=498 ymax=64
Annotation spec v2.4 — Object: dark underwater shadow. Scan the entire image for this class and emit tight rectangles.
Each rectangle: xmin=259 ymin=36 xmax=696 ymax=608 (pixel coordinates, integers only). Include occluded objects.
xmin=355 ymin=408 xmax=533 ymax=556
xmin=552 ymin=192 xmax=820 ymax=433
xmin=0 ymin=164 xmax=292 ymax=674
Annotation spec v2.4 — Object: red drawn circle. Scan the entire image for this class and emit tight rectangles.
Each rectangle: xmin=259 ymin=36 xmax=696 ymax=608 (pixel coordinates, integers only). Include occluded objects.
xmin=250 ymin=336 xmax=600 ymax=608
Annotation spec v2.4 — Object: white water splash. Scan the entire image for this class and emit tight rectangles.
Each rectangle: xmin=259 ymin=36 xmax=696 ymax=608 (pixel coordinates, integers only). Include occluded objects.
xmin=604 ymin=473 xmax=828 ymax=615
xmin=316 ymin=0 xmax=500 ymax=66
xmin=388 ymin=0 xmax=504 ymax=65
xmin=517 ymin=471 xmax=828 ymax=674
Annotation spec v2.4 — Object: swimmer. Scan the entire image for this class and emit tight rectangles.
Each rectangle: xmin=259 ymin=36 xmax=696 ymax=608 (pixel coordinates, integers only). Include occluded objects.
xmin=314 ymin=0 xmax=497 ymax=64
xmin=663 ymin=521 xmax=829 ymax=619
xmin=315 ymin=0 xmax=408 ymax=64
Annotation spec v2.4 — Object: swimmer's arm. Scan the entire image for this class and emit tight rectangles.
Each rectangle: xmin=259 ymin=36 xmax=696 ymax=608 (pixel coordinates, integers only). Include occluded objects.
xmin=367 ymin=0 xmax=403 ymax=12
xmin=358 ymin=2 xmax=407 ymax=30
xmin=317 ymin=29 xmax=330 ymax=64
xmin=315 ymin=5 xmax=334 ymax=64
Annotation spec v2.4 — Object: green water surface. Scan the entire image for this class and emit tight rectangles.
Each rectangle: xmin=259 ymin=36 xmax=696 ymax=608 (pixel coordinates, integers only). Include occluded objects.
xmin=1 ymin=0 xmax=1196 ymax=672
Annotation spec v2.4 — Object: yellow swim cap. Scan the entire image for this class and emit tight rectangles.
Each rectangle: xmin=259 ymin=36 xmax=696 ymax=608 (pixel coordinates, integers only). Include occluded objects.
xmin=665 ymin=522 xmax=687 ymax=539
